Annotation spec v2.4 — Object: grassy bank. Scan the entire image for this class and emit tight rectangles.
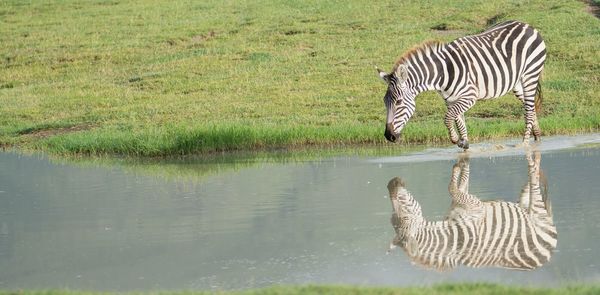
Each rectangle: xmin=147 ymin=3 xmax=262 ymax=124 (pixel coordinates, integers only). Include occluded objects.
xmin=1 ymin=0 xmax=599 ymax=156
xmin=1 ymin=284 xmax=599 ymax=295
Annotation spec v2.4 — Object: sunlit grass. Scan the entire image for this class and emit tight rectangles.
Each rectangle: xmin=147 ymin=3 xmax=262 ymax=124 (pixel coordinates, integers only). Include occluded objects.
xmin=0 ymin=0 xmax=598 ymax=156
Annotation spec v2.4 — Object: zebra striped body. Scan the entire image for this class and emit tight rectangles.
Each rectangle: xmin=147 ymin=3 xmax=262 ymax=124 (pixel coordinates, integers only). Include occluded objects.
xmin=378 ymin=21 xmax=546 ymax=148
xmin=387 ymin=152 xmax=557 ymax=270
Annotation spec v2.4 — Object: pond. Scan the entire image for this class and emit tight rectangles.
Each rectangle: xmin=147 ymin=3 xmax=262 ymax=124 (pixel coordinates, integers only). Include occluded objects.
xmin=1 ymin=134 xmax=599 ymax=291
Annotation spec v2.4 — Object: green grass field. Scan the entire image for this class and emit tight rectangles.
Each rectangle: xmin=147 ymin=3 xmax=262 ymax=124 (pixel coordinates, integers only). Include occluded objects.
xmin=1 ymin=0 xmax=599 ymax=156
xmin=1 ymin=284 xmax=599 ymax=295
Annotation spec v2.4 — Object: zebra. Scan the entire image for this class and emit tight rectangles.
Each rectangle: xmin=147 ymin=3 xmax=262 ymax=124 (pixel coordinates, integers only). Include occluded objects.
xmin=386 ymin=151 xmax=557 ymax=270
xmin=377 ymin=20 xmax=546 ymax=149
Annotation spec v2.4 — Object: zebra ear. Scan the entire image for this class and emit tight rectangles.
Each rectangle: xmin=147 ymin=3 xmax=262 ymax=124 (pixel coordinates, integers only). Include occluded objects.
xmin=397 ymin=64 xmax=409 ymax=82
xmin=376 ymin=67 xmax=389 ymax=82
xmin=387 ymin=241 xmax=397 ymax=254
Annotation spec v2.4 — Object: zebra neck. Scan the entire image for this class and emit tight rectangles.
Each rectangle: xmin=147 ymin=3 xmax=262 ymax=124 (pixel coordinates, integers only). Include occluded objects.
xmin=403 ymin=45 xmax=447 ymax=95
xmin=405 ymin=216 xmax=429 ymax=230
xmin=424 ymin=219 xmax=448 ymax=228
xmin=417 ymin=220 xmax=450 ymax=237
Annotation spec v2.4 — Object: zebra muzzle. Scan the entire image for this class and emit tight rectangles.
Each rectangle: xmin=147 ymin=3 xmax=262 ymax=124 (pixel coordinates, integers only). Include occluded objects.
xmin=385 ymin=123 xmax=400 ymax=143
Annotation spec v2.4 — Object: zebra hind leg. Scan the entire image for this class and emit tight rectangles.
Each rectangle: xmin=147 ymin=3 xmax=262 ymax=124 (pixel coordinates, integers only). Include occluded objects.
xmin=514 ymin=83 xmax=537 ymax=144
xmin=522 ymin=96 xmax=540 ymax=144
xmin=519 ymin=71 xmax=544 ymax=144
xmin=523 ymin=150 xmax=552 ymax=219
xmin=532 ymin=112 xmax=542 ymax=141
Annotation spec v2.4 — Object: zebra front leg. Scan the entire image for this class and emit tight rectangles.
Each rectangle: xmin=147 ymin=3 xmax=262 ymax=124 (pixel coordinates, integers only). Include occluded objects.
xmin=455 ymin=114 xmax=469 ymax=149
xmin=456 ymin=156 xmax=470 ymax=194
xmin=450 ymin=157 xmax=470 ymax=195
xmin=448 ymin=156 xmax=481 ymax=207
xmin=447 ymin=99 xmax=475 ymax=149
xmin=449 ymin=162 xmax=462 ymax=196
xmin=444 ymin=111 xmax=459 ymax=145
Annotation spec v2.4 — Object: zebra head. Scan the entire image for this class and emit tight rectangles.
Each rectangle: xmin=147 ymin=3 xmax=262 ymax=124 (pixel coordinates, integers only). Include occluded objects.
xmin=387 ymin=177 xmax=423 ymax=255
xmin=378 ymin=65 xmax=415 ymax=143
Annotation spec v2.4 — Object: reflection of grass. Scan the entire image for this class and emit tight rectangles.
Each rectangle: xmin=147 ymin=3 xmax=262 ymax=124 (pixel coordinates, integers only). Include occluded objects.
xmin=2 ymin=284 xmax=599 ymax=294
xmin=1 ymin=1 xmax=599 ymax=156
xmin=578 ymin=142 xmax=600 ymax=149
xmin=49 ymin=144 xmax=425 ymax=181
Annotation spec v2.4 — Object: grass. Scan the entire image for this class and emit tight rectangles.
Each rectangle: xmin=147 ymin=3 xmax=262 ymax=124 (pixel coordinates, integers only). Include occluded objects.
xmin=1 ymin=284 xmax=599 ymax=295
xmin=1 ymin=0 xmax=599 ymax=156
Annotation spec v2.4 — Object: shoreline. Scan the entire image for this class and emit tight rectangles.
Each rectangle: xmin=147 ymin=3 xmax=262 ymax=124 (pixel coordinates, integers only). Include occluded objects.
xmin=1 ymin=284 xmax=599 ymax=294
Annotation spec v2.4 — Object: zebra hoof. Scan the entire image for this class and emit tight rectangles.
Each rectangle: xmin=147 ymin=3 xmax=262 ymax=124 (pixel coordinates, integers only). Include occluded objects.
xmin=458 ymin=140 xmax=469 ymax=150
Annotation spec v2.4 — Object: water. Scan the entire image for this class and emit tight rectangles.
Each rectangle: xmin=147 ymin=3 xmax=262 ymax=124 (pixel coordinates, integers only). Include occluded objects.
xmin=1 ymin=135 xmax=599 ymax=291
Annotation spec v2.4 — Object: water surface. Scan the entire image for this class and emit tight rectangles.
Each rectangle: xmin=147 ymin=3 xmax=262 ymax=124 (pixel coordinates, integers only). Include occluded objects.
xmin=1 ymin=135 xmax=599 ymax=290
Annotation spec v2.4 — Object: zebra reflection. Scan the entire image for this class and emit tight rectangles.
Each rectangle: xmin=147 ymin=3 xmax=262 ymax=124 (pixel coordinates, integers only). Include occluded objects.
xmin=387 ymin=151 xmax=557 ymax=271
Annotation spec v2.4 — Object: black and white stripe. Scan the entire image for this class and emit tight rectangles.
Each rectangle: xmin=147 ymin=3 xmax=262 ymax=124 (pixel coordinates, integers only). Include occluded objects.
xmin=378 ymin=21 xmax=546 ymax=148
xmin=387 ymin=152 xmax=557 ymax=270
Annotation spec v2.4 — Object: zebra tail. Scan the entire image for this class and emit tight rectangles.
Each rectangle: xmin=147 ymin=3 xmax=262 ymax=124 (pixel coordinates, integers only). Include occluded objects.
xmin=534 ymin=82 xmax=543 ymax=114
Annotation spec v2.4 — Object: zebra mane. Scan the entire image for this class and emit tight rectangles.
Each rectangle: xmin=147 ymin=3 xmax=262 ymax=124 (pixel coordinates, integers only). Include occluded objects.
xmin=410 ymin=251 xmax=458 ymax=272
xmin=392 ymin=40 xmax=445 ymax=73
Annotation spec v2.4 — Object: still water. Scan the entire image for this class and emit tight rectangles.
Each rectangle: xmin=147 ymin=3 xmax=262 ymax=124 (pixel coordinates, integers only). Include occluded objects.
xmin=1 ymin=135 xmax=599 ymax=290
